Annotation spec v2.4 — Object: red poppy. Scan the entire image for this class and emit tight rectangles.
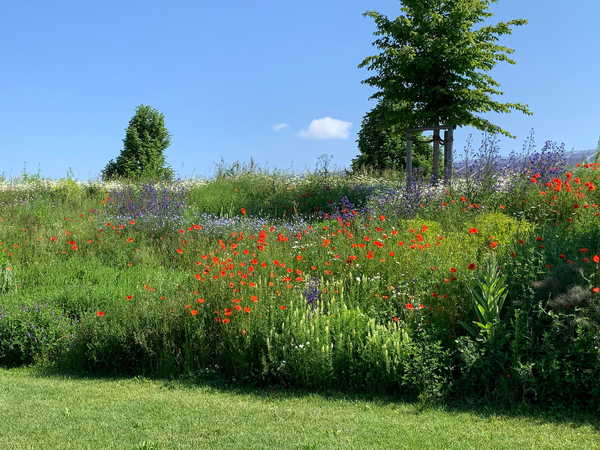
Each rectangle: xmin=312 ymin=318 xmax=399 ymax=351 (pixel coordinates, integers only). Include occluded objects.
xmin=405 ymin=303 xmax=414 ymax=310
xmin=450 ymin=267 xmax=457 ymax=273
xmin=222 ymin=318 xmax=231 ymax=324
xmin=96 ymin=311 xmax=105 ymax=317
xmin=593 ymin=255 xmax=600 ymax=264
xmin=175 ymin=248 xmax=184 ymax=254
xmin=240 ymin=208 xmax=247 ymax=215
xmin=467 ymin=263 xmax=477 ymax=270
xmin=592 ymin=287 xmax=600 ymax=294
xmin=190 ymin=309 xmax=199 ymax=316
xmin=468 ymin=228 xmax=478 ymax=234
xmin=279 ymin=305 xmax=287 ymax=310
xmin=126 ymin=295 xmax=133 ymax=301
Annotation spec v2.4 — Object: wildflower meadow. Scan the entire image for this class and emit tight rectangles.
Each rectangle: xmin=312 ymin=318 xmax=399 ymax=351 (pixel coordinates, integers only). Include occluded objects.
xmin=1 ymin=138 xmax=599 ymax=411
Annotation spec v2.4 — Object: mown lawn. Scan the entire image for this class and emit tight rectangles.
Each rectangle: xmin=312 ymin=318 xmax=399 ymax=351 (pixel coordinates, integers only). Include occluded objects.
xmin=1 ymin=367 xmax=599 ymax=450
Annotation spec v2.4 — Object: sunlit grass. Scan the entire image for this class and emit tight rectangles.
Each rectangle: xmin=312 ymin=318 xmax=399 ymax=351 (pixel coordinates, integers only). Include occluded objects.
xmin=1 ymin=367 xmax=599 ymax=450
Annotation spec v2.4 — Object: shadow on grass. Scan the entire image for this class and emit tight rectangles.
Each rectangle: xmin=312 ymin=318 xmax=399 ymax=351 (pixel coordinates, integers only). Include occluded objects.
xmin=26 ymin=364 xmax=600 ymax=432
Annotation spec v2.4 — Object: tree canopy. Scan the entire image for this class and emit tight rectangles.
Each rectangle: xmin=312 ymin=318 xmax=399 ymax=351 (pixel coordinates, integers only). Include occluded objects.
xmin=102 ymin=105 xmax=173 ymax=181
xmin=358 ymin=0 xmax=532 ymax=137
xmin=353 ymin=99 xmax=434 ymax=175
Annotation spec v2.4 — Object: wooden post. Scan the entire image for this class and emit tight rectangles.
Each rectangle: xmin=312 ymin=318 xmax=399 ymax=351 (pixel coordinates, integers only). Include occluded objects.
xmin=405 ymin=130 xmax=413 ymax=188
xmin=431 ymin=126 xmax=440 ymax=184
xmin=443 ymin=127 xmax=454 ymax=184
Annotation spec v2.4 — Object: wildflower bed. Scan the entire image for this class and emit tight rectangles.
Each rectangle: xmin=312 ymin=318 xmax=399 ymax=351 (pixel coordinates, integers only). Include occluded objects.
xmin=1 ymin=156 xmax=599 ymax=410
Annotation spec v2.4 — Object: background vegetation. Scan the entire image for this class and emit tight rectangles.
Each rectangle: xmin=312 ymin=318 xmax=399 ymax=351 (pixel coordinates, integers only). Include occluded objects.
xmin=1 ymin=137 xmax=599 ymax=413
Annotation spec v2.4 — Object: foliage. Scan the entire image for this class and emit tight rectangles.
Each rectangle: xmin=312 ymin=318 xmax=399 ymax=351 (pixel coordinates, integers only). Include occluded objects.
xmin=0 ymin=266 xmax=16 ymax=295
xmin=106 ymin=183 xmax=188 ymax=233
xmin=102 ymin=105 xmax=174 ymax=182
xmin=0 ymin=154 xmax=600 ymax=410
xmin=0 ymin=303 xmax=74 ymax=367
xmin=353 ymin=99 xmax=435 ymax=175
xmin=462 ymin=254 xmax=508 ymax=342
xmin=186 ymin=172 xmax=374 ymax=220
xmin=359 ymin=0 xmax=532 ymax=136
xmin=471 ymin=212 xmax=533 ymax=248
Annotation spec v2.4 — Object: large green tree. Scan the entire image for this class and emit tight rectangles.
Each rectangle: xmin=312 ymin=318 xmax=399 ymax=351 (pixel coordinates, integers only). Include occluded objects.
xmin=102 ymin=105 xmax=174 ymax=181
xmin=359 ymin=0 xmax=532 ymax=181
xmin=353 ymin=99 xmax=435 ymax=176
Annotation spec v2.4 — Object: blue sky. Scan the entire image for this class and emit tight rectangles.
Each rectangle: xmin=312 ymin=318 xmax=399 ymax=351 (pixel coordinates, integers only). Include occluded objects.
xmin=1 ymin=0 xmax=599 ymax=180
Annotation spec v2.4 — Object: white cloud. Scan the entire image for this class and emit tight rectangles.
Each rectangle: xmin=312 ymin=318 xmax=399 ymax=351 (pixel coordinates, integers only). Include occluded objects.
xmin=272 ymin=123 xmax=289 ymax=131
xmin=298 ymin=117 xmax=352 ymax=140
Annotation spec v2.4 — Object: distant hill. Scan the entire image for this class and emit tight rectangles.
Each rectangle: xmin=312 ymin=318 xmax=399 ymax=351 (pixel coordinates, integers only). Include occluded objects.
xmin=565 ymin=149 xmax=598 ymax=165
xmin=454 ymin=149 xmax=598 ymax=172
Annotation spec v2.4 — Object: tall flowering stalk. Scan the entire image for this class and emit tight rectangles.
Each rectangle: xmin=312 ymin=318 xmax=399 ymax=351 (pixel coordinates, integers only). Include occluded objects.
xmin=303 ymin=278 xmax=321 ymax=311
xmin=106 ymin=183 xmax=188 ymax=228
xmin=461 ymin=254 xmax=508 ymax=343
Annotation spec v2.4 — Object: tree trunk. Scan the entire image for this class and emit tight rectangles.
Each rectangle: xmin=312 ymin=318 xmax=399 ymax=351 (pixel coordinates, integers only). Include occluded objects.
xmin=405 ymin=131 xmax=413 ymax=188
xmin=443 ymin=127 xmax=454 ymax=184
xmin=431 ymin=127 xmax=440 ymax=184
